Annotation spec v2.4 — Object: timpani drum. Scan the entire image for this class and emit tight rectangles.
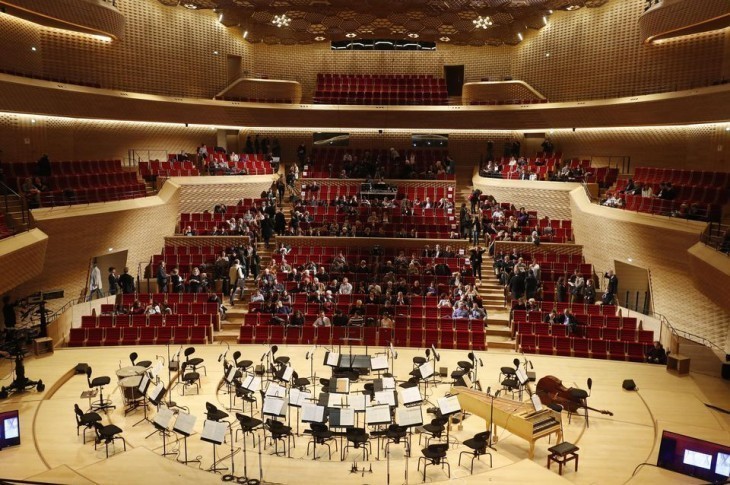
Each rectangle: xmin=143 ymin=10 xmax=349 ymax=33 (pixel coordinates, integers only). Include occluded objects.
xmin=120 ymin=375 xmax=143 ymax=401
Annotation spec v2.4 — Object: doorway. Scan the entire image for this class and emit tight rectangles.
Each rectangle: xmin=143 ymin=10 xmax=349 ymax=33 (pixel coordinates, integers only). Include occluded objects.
xmin=443 ymin=65 xmax=465 ymax=96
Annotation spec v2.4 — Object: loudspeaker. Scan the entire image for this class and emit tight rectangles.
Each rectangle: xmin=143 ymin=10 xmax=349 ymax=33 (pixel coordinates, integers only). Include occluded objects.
xmin=622 ymin=379 xmax=637 ymax=391
xmin=722 ymin=362 xmax=730 ymax=380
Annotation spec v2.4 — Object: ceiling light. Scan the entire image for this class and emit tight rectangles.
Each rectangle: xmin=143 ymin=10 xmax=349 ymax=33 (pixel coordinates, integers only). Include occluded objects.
xmin=408 ymin=33 xmax=419 ymax=39
xmin=314 ymin=36 xmax=325 ymax=41
xmin=91 ymin=35 xmax=112 ymax=42
xmin=439 ymin=36 xmax=450 ymax=42
xmin=213 ymin=50 xmax=219 ymax=55
xmin=543 ymin=16 xmax=548 ymax=25
xmin=31 ymin=119 xmax=36 ymax=123
xmin=182 ymin=3 xmax=197 ymax=9
xmin=218 ymin=13 xmax=223 ymax=22
xmin=517 ymin=32 xmax=523 ymax=41
xmin=345 ymin=32 xmax=356 ymax=38
xmin=565 ymin=5 xmax=581 ymax=11
xmin=545 ymin=52 xmax=550 ymax=57
xmin=108 ymin=247 xmax=114 ymax=252
xmin=243 ymin=30 xmax=248 ymax=39
xmin=272 ymin=14 xmax=291 ymax=28
xmin=473 ymin=16 xmax=494 ymax=29
xmin=30 ymin=46 xmax=37 ymax=52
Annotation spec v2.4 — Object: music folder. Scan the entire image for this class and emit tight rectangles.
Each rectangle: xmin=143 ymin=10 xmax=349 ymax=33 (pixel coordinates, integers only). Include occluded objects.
xmin=153 ymin=408 xmax=174 ymax=430
xmin=437 ymin=395 xmax=461 ymax=416
xmin=531 ymin=393 xmax=543 ymax=412
xmin=370 ymin=355 xmax=388 ymax=371
xmin=373 ymin=390 xmax=396 ymax=407
xmin=365 ymin=404 xmax=391 ymax=425
xmin=173 ymin=413 xmax=196 ymax=437
xmin=263 ymin=397 xmax=288 ymax=417
xmin=265 ymin=382 xmax=286 ymax=398
xmin=374 ymin=377 xmax=396 ymax=392
xmin=225 ymin=365 xmax=238 ymax=384
xmin=419 ymin=360 xmax=434 ymax=379
xmin=350 ymin=393 xmax=367 ymax=412
xmin=151 ymin=361 xmax=164 ymax=379
xmin=201 ymin=419 xmax=227 ymax=445
xmin=149 ymin=383 xmax=166 ymax=403
xmin=324 ymin=351 xmax=340 ymax=367
xmin=329 ymin=408 xmax=355 ymax=428
xmin=516 ymin=367 xmax=529 ymax=385
xmin=396 ymin=407 xmax=423 ymax=427
xmin=351 ymin=355 xmax=371 ymax=369
xmin=399 ymin=386 xmax=422 ymax=406
xmin=289 ymin=388 xmax=311 ymax=408
xmin=329 ymin=378 xmax=350 ymax=394
xmin=301 ymin=403 xmax=326 ymax=423
xmin=242 ymin=374 xmax=261 ymax=393
xmin=278 ymin=365 xmax=294 ymax=382
xmin=138 ymin=373 xmax=151 ymax=395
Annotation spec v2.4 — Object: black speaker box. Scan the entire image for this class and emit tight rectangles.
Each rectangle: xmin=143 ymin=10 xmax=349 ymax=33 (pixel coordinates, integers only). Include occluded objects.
xmin=722 ymin=362 xmax=730 ymax=380
xmin=622 ymin=379 xmax=637 ymax=391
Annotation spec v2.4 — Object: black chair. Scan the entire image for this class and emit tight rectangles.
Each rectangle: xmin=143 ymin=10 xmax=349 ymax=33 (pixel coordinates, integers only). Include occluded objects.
xmin=86 ymin=366 xmax=115 ymax=413
xmin=232 ymin=351 xmax=253 ymax=372
xmin=184 ymin=347 xmax=207 ymax=376
xmin=418 ymin=443 xmax=450 ymax=481
xmin=74 ymin=403 xmax=101 ymax=444
xmin=234 ymin=382 xmax=258 ymax=415
xmin=306 ymin=422 xmax=337 ymax=460
xmin=343 ymin=427 xmax=371 ymax=461
xmin=292 ymin=371 xmax=310 ymax=391
xmin=419 ymin=417 xmax=447 ymax=446
xmin=499 ymin=364 xmax=520 ymax=399
xmin=93 ymin=421 xmax=127 ymax=458
xmin=271 ymin=345 xmax=290 ymax=368
xmin=567 ymin=378 xmax=592 ymax=427
xmin=129 ymin=352 xmax=152 ymax=369
xmin=383 ymin=424 xmax=410 ymax=457
xmin=265 ymin=419 xmax=293 ymax=457
xmin=206 ymin=402 xmax=229 ymax=422
xmin=459 ymin=431 xmax=492 ymax=473
xmin=180 ymin=362 xmax=200 ymax=395
xmin=234 ymin=413 xmax=263 ymax=448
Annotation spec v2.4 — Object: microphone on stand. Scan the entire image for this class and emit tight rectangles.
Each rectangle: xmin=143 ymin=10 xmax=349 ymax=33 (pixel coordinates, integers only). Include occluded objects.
xmin=486 ymin=386 xmax=491 ymax=396
xmin=495 ymin=390 xmax=502 ymax=397
xmin=478 ymin=358 xmax=484 ymax=367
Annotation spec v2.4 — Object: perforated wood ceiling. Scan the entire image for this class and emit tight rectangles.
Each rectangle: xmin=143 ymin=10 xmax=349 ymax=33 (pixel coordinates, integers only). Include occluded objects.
xmin=162 ymin=0 xmax=610 ymax=46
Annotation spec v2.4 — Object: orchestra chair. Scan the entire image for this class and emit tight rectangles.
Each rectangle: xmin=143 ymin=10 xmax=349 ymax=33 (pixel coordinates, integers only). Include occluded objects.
xmin=271 ymin=345 xmax=290 ymax=367
xmin=418 ymin=443 xmax=450 ymax=481
xmin=92 ymin=421 xmax=127 ymax=458
xmin=458 ymin=431 xmax=492 ymax=473
xmin=180 ymin=362 xmax=200 ymax=395
xmin=184 ymin=346 xmax=207 ymax=376
xmin=384 ymin=424 xmax=410 ymax=457
xmin=86 ymin=366 xmax=115 ymax=413
xmin=343 ymin=427 xmax=372 ymax=461
xmin=419 ymin=417 xmax=447 ymax=446
xmin=306 ymin=422 xmax=337 ymax=460
xmin=265 ymin=419 xmax=293 ymax=457
xmin=567 ymin=378 xmax=592 ymax=427
xmin=206 ymin=401 xmax=230 ymax=422
xmin=499 ymin=361 xmax=520 ymax=399
xmin=74 ymin=403 xmax=102 ymax=444
xmin=292 ymin=370 xmax=311 ymax=391
xmin=234 ymin=413 xmax=263 ymax=448
xmin=235 ymin=382 xmax=258 ymax=416
xmin=232 ymin=351 xmax=253 ymax=373
xmin=129 ymin=352 xmax=152 ymax=369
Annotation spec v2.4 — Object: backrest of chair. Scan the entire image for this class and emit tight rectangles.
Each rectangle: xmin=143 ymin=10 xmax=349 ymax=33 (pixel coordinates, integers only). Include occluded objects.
xmin=233 ymin=350 xmax=241 ymax=362
xmin=74 ymin=403 xmax=84 ymax=422
xmin=86 ymin=366 xmax=93 ymax=386
xmin=474 ymin=431 xmax=490 ymax=442
xmin=429 ymin=443 xmax=449 ymax=455
xmin=129 ymin=352 xmax=138 ymax=365
xmin=184 ymin=347 xmax=195 ymax=359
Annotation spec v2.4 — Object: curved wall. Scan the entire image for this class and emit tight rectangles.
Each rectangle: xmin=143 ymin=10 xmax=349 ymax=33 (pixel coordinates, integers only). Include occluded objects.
xmin=0 ymin=0 xmax=727 ymax=101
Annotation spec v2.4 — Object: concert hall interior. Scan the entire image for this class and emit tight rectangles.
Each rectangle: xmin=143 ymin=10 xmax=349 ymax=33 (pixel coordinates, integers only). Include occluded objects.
xmin=0 ymin=0 xmax=729 ymax=484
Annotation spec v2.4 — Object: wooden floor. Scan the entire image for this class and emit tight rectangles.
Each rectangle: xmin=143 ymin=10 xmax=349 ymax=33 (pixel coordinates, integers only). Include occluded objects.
xmin=1 ymin=344 xmax=729 ymax=484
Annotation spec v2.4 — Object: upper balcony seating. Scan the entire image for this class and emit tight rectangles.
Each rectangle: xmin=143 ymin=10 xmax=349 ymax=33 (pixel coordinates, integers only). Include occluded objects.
xmin=313 ymin=73 xmax=449 ymax=106
xmin=139 ymin=159 xmax=199 ymax=179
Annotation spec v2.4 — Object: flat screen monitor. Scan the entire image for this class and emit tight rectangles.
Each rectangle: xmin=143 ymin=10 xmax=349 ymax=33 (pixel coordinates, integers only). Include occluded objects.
xmin=0 ymin=410 xmax=20 ymax=448
xmin=657 ymin=430 xmax=730 ymax=481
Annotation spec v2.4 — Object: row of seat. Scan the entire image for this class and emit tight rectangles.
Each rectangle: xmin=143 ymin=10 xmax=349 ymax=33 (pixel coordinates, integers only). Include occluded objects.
xmin=4 ymin=160 xmax=123 ymax=178
xmin=519 ymin=334 xmax=651 ymax=362
xmin=632 ymin=167 xmax=729 ymax=189
xmin=217 ymin=96 xmax=293 ymax=103
xmin=301 ymin=184 xmax=455 ymax=202
xmin=512 ymin=302 xmax=617 ymax=316
xmin=207 ymin=160 xmax=275 ymax=175
xmin=68 ymin=326 xmax=208 ymax=346
xmin=514 ymin=321 xmax=651 ymax=343
xmin=119 ymin=292 xmax=224 ymax=306
xmin=620 ymin=194 xmax=719 ymax=221
xmin=469 ymin=99 xmax=548 ymax=105
xmin=35 ymin=185 xmax=147 ymax=207
xmin=81 ymin=313 xmax=218 ymax=328
xmin=0 ymin=214 xmax=15 ymax=240
xmin=139 ymin=160 xmax=199 ymax=180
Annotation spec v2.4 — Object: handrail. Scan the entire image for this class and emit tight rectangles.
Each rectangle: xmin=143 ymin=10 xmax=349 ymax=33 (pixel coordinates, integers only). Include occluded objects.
xmin=653 ymin=311 xmax=726 ymax=355
xmin=1 ymin=180 xmax=30 ymax=227
xmin=580 ymin=180 xmax=598 ymax=203
xmin=699 ymin=221 xmax=729 ymax=254
xmin=46 ymin=299 xmax=76 ymax=324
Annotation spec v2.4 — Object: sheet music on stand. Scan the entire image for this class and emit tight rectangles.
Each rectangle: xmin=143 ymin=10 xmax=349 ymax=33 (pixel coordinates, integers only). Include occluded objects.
xmin=370 ymin=355 xmax=388 ymax=371
xmin=516 ymin=367 xmax=529 ymax=385
xmin=149 ymin=383 xmax=165 ymax=403
xmin=301 ymin=403 xmax=326 ymax=423
xmin=462 ymin=374 xmax=474 ymax=389
xmin=350 ymin=394 xmax=367 ymax=412
xmin=138 ymin=374 xmax=151 ymax=394
xmin=374 ymin=377 xmax=396 ymax=391
xmin=289 ymin=388 xmax=312 ymax=407
xmin=173 ymin=413 xmax=197 ymax=437
xmin=225 ymin=365 xmax=238 ymax=384
xmin=437 ymin=395 xmax=461 ymax=416
xmin=321 ymin=392 xmax=347 ymax=409
xmin=330 ymin=378 xmax=350 ymax=394
xmin=329 ymin=408 xmax=355 ymax=428
xmin=151 ymin=361 xmax=164 ymax=380
xmin=265 ymin=382 xmax=286 ymax=398
xmin=373 ymin=390 xmax=396 ymax=407
xmin=242 ymin=374 xmax=261 ymax=393
xmin=419 ymin=360 xmax=434 ymax=379
xmin=277 ymin=366 xmax=294 ymax=383
xmin=399 ymin=386 xmax=423 ymax=406
xmin=366 ymin=404 xmax=392 ymax=425
xmin=396 ymin=406 xmax=423 ymax=427
xmin=201 ymin=419 xmax=227 ymax=445
xmin=531 ymin=394 xmax=543 ymax=412
xmin=154 ymin=408 xmax=174 ymax=429
xmin=263 ymin=397 xmax=288 ymax=417
xmin=324 ymin=351 xmax=340 ymax=367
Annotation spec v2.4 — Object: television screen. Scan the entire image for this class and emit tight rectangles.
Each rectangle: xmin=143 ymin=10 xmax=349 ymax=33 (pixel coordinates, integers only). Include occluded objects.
xmin=657 ymin=431 xmax=730 ymax=481
xmin=0 ymin=410 xmax=20 ymax=448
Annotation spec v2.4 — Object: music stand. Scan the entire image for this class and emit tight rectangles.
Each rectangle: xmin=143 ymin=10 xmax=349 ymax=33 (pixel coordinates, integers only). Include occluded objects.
xmin=395 ymin=406 xmax=423 ymax=458
xmin=437 ymin=395 xmax=461 ymax=445
xmin=365 ymin=403 xmax=392 ymax=460
xmin=201 ymin=419 xmax=228 ymax=473
xmin=133 ymin=372 xmax=153 ymax=427
xmin=262 ymin=396 xmax=288 ymax=452
xmin=240 ymin=374 xmax=261 ymax=417
xmin=370 ymin=354 xmax=389 ymax=378
xmin=145 ymin=383 xmax=168 ymax=439
xmin=417 ymin=360 xmax=435 ymax=405
xmin=289 ymin=388 xmax=312 ymax=436
xmin=173 ymin=412 xmax=200 ymax=466
xmin=301 ymin=402 xmax=326 ymax=460
xmin=329 ymin=406 xmax=355 ymax=458
xmin=223 ymin=363 xmax=243 ymax=412
xmin=152 ymin=408 xmax=176 ymax=457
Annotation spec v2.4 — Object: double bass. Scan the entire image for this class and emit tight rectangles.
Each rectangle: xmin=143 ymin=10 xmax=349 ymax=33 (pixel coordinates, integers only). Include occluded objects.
xmin=536 ymin=375 xmax=614 ymax=417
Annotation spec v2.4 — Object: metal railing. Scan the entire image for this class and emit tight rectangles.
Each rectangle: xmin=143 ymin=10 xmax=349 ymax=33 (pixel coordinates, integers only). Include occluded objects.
xmin=127 ymin=149 xmax=175 ymax=167
xmin=579 ymin=155 xmax=631 ymax=174
xmin=653 ymin=311 xmax=726 ymax=355
xmin=37 ymin=186 xmax=148 ymax=208
xmin=700 ymin=222 xmax=729 ymax=254
xmin=623 ymin=290 xmax=651 ymax=315
xmin=1 ymin=181 xmax=30 ymax=231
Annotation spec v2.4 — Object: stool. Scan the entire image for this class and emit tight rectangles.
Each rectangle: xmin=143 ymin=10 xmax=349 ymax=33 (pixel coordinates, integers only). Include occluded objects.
xmin=547 ymin=442 xmax=579 ymax=475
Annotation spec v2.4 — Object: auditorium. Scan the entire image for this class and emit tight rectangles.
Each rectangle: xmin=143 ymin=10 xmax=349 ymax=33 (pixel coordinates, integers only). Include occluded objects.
xmin=0 ymin=0 xmax=728 ymax=483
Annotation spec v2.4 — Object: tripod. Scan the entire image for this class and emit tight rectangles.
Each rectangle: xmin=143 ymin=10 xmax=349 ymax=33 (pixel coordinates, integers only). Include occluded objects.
xmin=0 ymin=353 xmax=45 ymax=399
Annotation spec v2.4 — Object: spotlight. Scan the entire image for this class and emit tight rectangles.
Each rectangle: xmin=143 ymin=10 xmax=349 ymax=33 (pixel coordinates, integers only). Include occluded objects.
xmin=517 ymin=32 xmax=523 ymax=41
xmin=243 ymin=30 xmax=248 ymax=39
xmin=30 ymin=46 xmax=37 ymax=52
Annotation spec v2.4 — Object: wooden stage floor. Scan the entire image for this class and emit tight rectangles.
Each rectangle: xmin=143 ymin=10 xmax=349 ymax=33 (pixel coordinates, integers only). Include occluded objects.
xmin=1 ymin=344 xmax=728 ymax=484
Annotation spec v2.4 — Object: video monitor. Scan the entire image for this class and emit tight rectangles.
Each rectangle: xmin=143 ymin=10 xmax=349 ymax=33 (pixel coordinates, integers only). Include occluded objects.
xmin=657 ymin=430 xmax=730 ymax=482
xmin=0 ymin=410 xmax=21 ymax=448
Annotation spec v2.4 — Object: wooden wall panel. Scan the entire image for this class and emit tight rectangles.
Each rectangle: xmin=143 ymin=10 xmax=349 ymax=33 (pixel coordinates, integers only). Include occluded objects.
xmin=472 ymin=176 xmax=580 ymax=221
xmin=0 ymin=229 xmax=48 ymax=297
xmin=171 ymin=176 xmax=277 ymax=214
